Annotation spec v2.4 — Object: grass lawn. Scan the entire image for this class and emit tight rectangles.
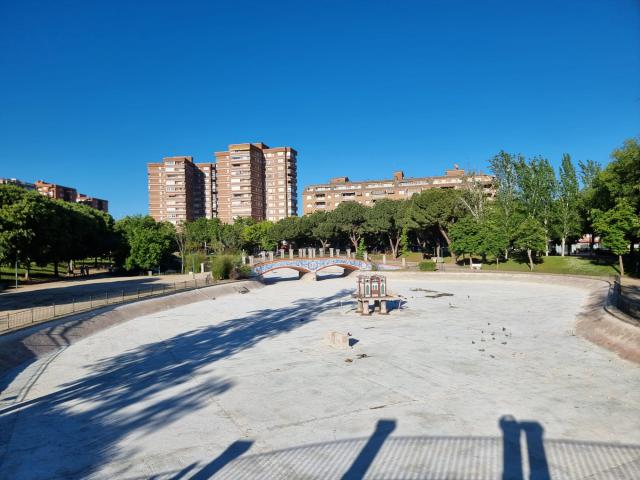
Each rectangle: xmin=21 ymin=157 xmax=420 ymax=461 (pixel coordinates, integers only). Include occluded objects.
xmin=0 ymin=260 xmax=111 ymax=285
xmin=480 ymin=255 xmax=619 ymax=276
xmin=369 ymin=252 xmax=436 ymax=263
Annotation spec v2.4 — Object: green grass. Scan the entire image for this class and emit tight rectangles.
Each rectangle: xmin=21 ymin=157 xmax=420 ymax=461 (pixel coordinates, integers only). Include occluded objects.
xmin=480 ymin=256 xmax=619 ymax=276
xmin=0 ymin=259 xmax=112 ymax=284
xmin=369 ymin=252 xmax=432 ymax=263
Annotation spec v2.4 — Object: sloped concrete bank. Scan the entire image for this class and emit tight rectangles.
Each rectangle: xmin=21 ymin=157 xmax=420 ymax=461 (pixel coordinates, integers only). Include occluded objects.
xmin=384 ymin=270 xmax=640 ymax=363
xmin=0 ymin=280 xmax=264 ymax=381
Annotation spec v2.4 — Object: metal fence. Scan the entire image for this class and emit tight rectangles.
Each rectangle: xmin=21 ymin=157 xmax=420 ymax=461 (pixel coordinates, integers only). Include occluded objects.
xmin=0 ymin=276 xmax=215 ymax=333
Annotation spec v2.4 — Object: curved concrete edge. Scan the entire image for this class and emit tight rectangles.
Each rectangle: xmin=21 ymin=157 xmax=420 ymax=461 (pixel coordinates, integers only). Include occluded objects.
xmin=0 ymin=280 xmax=264 ymax=382
xmin=384 ymin=270 xmax=640 ymax=364
xmin=575 ymin=284 xmax=640 ymax=364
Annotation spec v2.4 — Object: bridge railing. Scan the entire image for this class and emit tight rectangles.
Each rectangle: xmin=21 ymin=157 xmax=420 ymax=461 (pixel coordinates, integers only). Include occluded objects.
xmin=244 ymin=248 xmax=407 ymax=269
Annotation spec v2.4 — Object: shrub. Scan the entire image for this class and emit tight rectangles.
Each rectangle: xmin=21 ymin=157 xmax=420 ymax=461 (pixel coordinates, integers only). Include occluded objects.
xmin=210 ymin=255 xmax=253 ymax=280
xmin=210 ymin=255 xmax=236 ymax=280
xmin=185 ymin=252 xmax=208 ymax=273
xmin=233 ymin=264 xmax=253 ymax=279
xmin=418 ymin=261 xmax=437 ymax=271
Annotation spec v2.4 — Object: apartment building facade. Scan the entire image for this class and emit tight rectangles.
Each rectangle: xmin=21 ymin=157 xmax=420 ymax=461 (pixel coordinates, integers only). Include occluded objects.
xmin=148 ymin=156 xmax=217 ymax=226
xmin=148 ymin=141 xmax=298 ymax=225
xmin=0 ymin=178 xmax=36 ymax=191
xmin=35 ymin=180 xmax=78 ymax=203
xmin=214 ymin=143 xmax=266 ymax=223
xmin=302 ymin=166 xmax=494 ymax=214
xmin=76 ymin=194 xmax=109 ymax=212
xmin=213 ymin=142 xmax=297 ymax=223
xmin=30 ymin=180 xmax=109 ymax=212
xmin=264 ymin=146 xmax=297 ymax=222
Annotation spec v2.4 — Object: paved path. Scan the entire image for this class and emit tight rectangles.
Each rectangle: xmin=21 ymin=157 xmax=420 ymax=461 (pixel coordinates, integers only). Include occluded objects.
xmin=0 ymin=272 xmax=638 ymax=479
xmin=0 ymin=273 xmax=210 ymax=314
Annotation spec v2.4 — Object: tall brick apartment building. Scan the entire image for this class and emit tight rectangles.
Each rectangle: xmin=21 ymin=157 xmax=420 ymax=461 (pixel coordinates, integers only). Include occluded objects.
xmin=302 ymin=166 xmax=493 ymax=214
xmin=148 ymin=142 xmax=297 ymax=225
xmin=214 ymin=143 xmax=297 ymax=223
xmin=147 ymin=156 xmax=217 ymax=225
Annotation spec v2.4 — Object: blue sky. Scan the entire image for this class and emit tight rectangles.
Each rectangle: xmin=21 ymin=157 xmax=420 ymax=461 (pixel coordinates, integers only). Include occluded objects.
xmin=1 ymin=0 xmax=638 ymax=219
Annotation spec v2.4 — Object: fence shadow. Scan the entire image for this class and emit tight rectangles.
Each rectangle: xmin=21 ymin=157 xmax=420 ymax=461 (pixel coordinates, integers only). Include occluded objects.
xmin=200 ymin=418 xmax=639 ymax=479
xmin=0 ymin=289 xmax=352 ymax=479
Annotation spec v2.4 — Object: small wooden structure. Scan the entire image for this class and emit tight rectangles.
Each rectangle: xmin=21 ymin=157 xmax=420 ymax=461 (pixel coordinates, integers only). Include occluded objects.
xmin=354 ymin=274 xmax=397 ymax=315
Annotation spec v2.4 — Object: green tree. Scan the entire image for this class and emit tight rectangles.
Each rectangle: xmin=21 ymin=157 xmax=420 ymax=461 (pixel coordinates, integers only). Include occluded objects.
xmin=271 ymin=216 xmax=302 ymax=249
xmin=577 ymin=159 xmax=602 ymax=253
xmin=590 ymin=138 xmax=640 ymax=273
xmin=592 ymin=201 xmax=640 ymax=276
xmin=593 ymin=138 xmax=640 ymax=212
xmin=220 ymin=220 xmax=247 ymax=252
xmin=450 ymin=216 xmax=483 ymax=266
xmin=366 ymin=199 xmax=409 ymax=258
xmin=481 ymin=214 xmax=510 ymax=267
xmin=186 ymin=217 xmax=223 ymax=254
xmin=513 ymin=217 xmax=547 ymax=271
xmin=555 ymin=154 xmax=581 ymax=256
xmin=307 ymin=211 xmax=336 ymax=249
xmin=114 ymin=216 xmax=176 ymax=272
xmin=407 ymin=189 xmax=461 ymax=257
xmin=489 ymin=151 xmax=523 ymax=258
xmin=515 ymin=156 xmax=557 ymax=256
xmin=243 ymin=221 xmax=277 ymax=252
xmin=332 ymin=201 xmax=368 ymax=251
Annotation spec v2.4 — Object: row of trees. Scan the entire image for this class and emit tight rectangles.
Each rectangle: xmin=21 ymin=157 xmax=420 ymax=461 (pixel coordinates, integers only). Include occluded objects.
xmin=0 ymin=186 xmax=183 ymax=277
xmin=452 ymin=138 xmax=639 ymax=274
xmin=2 ymin=138 xmax=638 ymax=278
xmin=0 ymin=185 xmax=115 ymax=278
xmin=171 ymin=138 xmax=639 ymax=276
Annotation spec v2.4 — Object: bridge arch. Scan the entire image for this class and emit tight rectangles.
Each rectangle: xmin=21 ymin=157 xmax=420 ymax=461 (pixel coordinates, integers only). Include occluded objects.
xmin=252 ymin=257 xmax=372 ymax=277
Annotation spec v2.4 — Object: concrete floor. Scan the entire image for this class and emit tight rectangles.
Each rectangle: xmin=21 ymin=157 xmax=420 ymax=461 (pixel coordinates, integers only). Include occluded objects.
xmin=0 ymin=270 xmax=638 ymax=479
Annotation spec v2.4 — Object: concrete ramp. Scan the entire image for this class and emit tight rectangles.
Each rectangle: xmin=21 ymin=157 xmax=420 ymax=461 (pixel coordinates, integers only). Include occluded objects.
xmin=0 ymin=280 xmax=264 ymax=380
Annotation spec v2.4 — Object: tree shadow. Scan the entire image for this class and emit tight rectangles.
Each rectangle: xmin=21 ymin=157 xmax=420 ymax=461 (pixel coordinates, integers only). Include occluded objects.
xmin=0 ymin=289 xmax=352 ymax=479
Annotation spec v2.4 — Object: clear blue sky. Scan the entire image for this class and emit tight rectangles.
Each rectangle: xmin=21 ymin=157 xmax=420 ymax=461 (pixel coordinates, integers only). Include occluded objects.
xmin=1 ymin=0 xmax=639 ymax=219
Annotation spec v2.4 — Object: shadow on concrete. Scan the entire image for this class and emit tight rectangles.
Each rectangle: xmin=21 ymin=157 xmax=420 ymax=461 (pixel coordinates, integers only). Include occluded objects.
xmin=0 ymin=289 xmax=352 ymax=479
xmin=201 ymin=417 xmax=639 ymax=479
xmin=188 ymin=440 xmax=253 ymax=480
xmin=341 ymin=419 xmax=396 ymax=480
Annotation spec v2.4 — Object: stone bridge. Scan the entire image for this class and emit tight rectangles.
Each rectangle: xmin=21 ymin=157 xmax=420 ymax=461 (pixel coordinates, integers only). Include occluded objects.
xmin=251 ymin=257 xmax=372 ymax=279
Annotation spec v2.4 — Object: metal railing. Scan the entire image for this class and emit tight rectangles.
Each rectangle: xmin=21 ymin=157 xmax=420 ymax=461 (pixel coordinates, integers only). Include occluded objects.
xmin=0 ymin=276 xmax=215 ymax=333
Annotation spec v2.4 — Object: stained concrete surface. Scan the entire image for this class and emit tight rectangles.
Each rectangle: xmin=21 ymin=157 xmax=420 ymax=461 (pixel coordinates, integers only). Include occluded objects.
xmin=0 ymin=271 xmax=638 ymax=479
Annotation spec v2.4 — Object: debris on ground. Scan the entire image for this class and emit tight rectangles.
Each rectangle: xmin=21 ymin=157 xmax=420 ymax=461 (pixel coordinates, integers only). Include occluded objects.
xmin=410 ymin=288 xmax=454 ymax=298
xmin=357 ymin=353 xmax=369 ymax=359
xmin=345 ymin=358 xmax=353 ymax=363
